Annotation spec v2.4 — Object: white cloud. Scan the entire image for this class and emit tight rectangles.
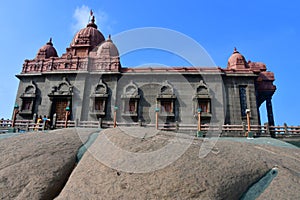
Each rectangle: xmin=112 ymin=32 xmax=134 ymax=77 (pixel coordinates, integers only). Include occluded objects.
xmin=72 ymin=5 xmax=110 ymax=36
xmin=72 ymin=5 xmax=90 ymax=33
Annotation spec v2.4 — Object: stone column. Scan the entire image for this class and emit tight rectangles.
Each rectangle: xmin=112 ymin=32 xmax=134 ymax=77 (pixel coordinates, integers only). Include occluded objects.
xmin=266 ymin=97 xmax=275 ymax=126
xmin=48 ymin=98 xmax=54 ymax=118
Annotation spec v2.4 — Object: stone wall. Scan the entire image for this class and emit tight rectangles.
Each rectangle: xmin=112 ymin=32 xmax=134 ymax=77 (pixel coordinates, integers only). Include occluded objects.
xmin=223 ymin=74 xmax=260 ymax=125
xmin=15 ymin=70 xmax=260 ymax=126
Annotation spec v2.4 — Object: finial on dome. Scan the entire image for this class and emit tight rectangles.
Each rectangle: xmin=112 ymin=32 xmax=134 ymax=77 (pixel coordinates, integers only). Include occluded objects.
xmin=89 ymin=9 xmax=95 ymax=24
xmin=233 ymin=47 xmax=239 ymax=53
xmin=91 ymin=16 xmax=95 ymax=24
xmin=107 ymin=34 xmax=112 ymax=41
xmin=87 ymin=15 xmax=97 ymax=29
xmin=47 ymin=37 xmax=53 ymax=46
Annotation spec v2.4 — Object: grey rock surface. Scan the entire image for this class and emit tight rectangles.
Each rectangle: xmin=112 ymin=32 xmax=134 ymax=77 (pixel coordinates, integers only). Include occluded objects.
xmin=0 ymin=128 xmax=96 ymax=200
xmin=56 ymin=128 xmax=300 ymax=200
xmin=1 ymin=127 xmax=299 ymax=200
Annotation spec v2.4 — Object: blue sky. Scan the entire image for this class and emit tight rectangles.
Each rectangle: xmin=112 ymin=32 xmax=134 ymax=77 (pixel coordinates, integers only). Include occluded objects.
xmin=0 ymin=0 xmax=299 ymax=125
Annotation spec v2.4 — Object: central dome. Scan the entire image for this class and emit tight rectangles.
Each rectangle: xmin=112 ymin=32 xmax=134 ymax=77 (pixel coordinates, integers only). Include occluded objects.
xmin=71 ymin=16 xmax=105 ymax=50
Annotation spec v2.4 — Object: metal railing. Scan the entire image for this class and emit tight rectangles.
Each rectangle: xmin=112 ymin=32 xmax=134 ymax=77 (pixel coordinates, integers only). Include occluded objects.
xmin=1 ymin=119 xmax=300 ymax=137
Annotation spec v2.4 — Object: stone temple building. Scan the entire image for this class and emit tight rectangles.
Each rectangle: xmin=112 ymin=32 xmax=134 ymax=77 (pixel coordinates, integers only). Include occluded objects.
xmin=14 ymin=16 xmax=276 ymax=128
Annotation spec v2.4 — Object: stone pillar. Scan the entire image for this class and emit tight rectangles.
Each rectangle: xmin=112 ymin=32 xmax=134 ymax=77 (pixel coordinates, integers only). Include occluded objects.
xmin=242 ymin=122 xmax=246 ymax=133
xmin=266 ymin=97 xmax=275 ymax=126
xmin=42 ymin=120 xmax=46 ymax=131
xmin=99 ymin=118 xmax=103 ymax=129
xmin=33 ymin=113 xmax=37 ymax=123
xmin=52 ymin=113 xmax=57 ymax=129
xmin=75 ymin=118 xmax=79 ymax=127
xmin=284 ymin=123 xmax=288 ymax=134
xmin=265 ymin=122 xmax=270 ymax=135
xmin=48 ymin=99 xmax=54 ymax=120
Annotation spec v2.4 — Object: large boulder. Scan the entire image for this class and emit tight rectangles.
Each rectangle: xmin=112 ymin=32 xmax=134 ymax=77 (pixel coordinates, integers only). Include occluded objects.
xmin=56 ymin=128 xmax=300 ymax=199
xmin=0 ymin=128 xmax=97 ymax=200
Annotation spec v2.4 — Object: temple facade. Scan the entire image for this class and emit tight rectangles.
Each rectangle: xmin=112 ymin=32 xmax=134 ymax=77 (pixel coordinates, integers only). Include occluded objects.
xmin=14 ymin=16 xmax=276 ymax=128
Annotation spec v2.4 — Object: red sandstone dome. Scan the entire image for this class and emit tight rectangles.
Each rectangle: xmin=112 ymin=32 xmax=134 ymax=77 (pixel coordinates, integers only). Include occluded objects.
xmin=35 ymin=38 xmax=58 ymax=59
xmin=97 ymin=35 xmax=119 ymax=57
xmin=227 ymin=48 xmax=248 ymax=70
xmin=71 ymin=16 xmax=105 ymax=50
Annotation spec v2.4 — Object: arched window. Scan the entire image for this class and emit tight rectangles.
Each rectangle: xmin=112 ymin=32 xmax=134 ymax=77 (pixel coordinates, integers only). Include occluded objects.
xmin=90 ymin=79 xmax=109 ymax=118
xmin=157 ymin=81 xmax=176 ymax=118
xmin=194 ymin=80 xmax=211 ymax=118
xmin=19 ymin=82 xmax=37 ymax=116
xmin=121 ymin=81 xmax=140 ymax=120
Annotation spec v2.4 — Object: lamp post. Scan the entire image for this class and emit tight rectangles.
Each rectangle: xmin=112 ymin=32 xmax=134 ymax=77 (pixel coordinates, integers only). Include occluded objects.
xmin=197 ymin=108 xmax=202 ymax=131
xmin=246 ymin=109 xmax=251 ymax=137
xmin=65 ymin=106 xmax=70 ymax=128
xmin=113 ymin=106 xmax=118 ymax=128
xmin=12 ymin=104 xmax=19 ymax=128
xmin=155 ymin=108 xmax=160 ymax=130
